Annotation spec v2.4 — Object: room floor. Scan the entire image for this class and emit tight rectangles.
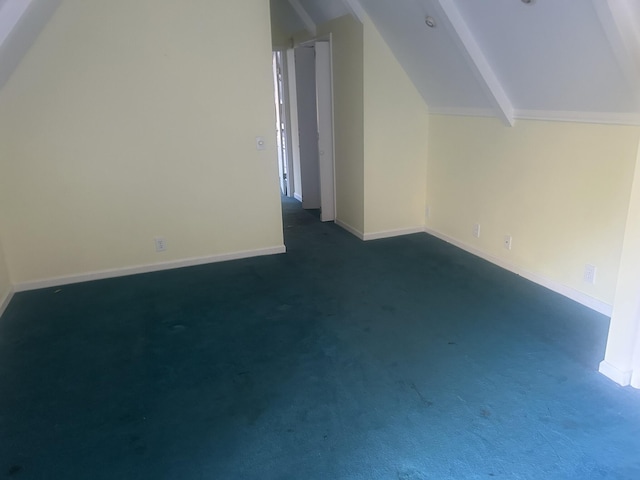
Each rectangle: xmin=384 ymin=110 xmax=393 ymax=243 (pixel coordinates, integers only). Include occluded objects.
xmin=1 ymin=197 xmax=639 ymax=479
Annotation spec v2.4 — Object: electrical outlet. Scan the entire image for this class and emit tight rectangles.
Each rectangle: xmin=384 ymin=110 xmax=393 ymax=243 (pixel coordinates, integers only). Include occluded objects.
xmin=425 ymin=206 xmax=431 ymax=219
xmin=584 ymin=264 xmax=597 ymax=284
xmin=473 ymin=223 xmax=481 ymax=238
xmin=154 ymin=237 xmax=167 ymax=252
xmin=504 ymin=235 xmax=512 ymax=250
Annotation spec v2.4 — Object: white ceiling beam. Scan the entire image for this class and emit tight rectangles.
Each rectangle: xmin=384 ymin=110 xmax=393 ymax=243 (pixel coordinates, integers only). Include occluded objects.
xmin=432 ymin=0 xmax=515 ymax=126
xmin=341 ymin=0 xmax=366 ymax=24
xmin=592 ymin=0 xmax=640 ymax=105
xmin=287 ymin=0 xmax=316 ymax=37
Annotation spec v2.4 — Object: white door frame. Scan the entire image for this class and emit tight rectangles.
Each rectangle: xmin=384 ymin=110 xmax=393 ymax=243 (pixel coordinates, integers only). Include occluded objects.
xmin=294 ymin=45 xmax=321 ymax=209
xmin=315 ymin=36 xmax=336 ymax=222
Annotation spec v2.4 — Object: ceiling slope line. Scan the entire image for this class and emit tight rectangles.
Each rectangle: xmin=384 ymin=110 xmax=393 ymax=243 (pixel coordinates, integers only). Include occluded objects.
xmin=515 ymin=109 xmax=640 ymax=127
xmin=591 ymin=0 xmax=640 ymax=106
xmin=341 ymin=0 xmax=366 ymax=24
xmin=432 ymin=0 xmax=514 ymax=127
xmin=0 ymin=0 xmax=61 ymax=93
xmin=0 ymin=0 xmax=33 ymax=46
xmin=287 ymin=0 xmax=317 ymax=36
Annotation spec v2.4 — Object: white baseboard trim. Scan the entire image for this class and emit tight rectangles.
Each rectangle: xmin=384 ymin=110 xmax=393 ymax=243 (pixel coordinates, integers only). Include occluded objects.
xmin=0 ymin=287 xmax=14 ymax=319
xmin=14 ymin=245 xmax=287 ymax=292
xmin=363 ymin=226 xmax=424 ymax=242
xmin=335 ymin=219 xmax=364 ymax=240
xmin=599 ymin=360 xmax=633 ymax=387
xmin=294 ymin=193 xmax=303 ymax=202
xmin=424 ymin=227 xmax=613 ymax=316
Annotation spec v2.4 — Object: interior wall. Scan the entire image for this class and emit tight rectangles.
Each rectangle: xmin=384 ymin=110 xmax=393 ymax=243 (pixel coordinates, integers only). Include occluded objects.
xmin=318 ymin=15 xmax=365 ymax=234
xmin=270 ymin=6 xmax=291 ymax=49
xmin=0 ymin=0 xmax=284 ymax=285
xmin=600 ymin=136 xmax=640 ymax=387
xmin=363 ymin=19 xmax=429 ymax=235
xmin=426 ymin=115 xmax=640 ymax=306
xmin=0 ymin=237 xmax=11 ymax=311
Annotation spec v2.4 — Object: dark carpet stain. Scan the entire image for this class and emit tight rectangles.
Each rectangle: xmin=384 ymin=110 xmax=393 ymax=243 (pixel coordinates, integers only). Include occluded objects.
xmin=7 ymin=465 xmax=22 ymax=476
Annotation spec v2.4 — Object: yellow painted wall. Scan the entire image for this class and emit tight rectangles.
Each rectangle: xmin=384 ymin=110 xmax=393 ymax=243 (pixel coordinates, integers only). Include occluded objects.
xmin=427 ymin=115 xmax=640 ymax=304
xmin=315 ymin=15 xmax=429 ymax=237
xmin=318 ymin=16 xmax=365 ymax=234
xmin=0 ymin=237 xmax=11 ymax=308
xmin=270 ymin=1 xmax=291 ymax=49
xmin=0 ymin=0 xmax=283 ymax=285
xmin=363 ymin=19 xmax=429 ymax=235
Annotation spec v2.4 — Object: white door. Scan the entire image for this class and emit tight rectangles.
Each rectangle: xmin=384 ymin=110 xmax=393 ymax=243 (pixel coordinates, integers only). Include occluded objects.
xmin=294 ymin=46 xmax=321 ymax=209
xmin=315 ymin=40 xmax=335 ymax=222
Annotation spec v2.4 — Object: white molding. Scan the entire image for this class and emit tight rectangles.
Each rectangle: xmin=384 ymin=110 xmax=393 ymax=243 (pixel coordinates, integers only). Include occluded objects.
xmin=335 ymin=219 xmax=364 ymax=240
xmin=341 ymin=0 xmax=367 ymax=24
xmin=424 ymin=227 xmax=613 ymax=316
xmin=14 ymin=246 xmax=286 ymax=292
xmin=363 ymin=226 xmax=424 ymax=242
xmin=429 ymin=107 xmax=640 ymax=126
xmin=428 ymin=106 xmax=495 ymax=118
xmin=599 ymin=360 xmax=633 ymax=387
xmin=287 ymin=0 xmax=316 ymax=36
xmin=293 ymin=192 xmax=303 ymax=202
xmin=433 ymin=0 xmax=514 ymax=126
xmin=0 ymin=287 xmax=14 ymax=319
xmin=515 ymin=109 xmax=640 ymax=126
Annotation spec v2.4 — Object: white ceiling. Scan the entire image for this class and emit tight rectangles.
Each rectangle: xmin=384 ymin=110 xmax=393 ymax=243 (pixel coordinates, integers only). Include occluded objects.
xmin=1 ymin=0 xmax=639 ymax=124
xmin=359 ymin=0 xmax=492 ymax=111
xmin=0 ymin=0 xmax=61 ymax=92
xmin=271 ymin=0 xmax=640 ymax=125
xmin=444 ymin=0 xmax=639 ymax=113
xmin=298 ymin=0 xmax=350 ymax=26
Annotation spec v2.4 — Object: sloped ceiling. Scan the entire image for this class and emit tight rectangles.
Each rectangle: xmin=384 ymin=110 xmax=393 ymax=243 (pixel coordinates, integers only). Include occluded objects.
xmin=0 ymin=0 xmax=61 ymax=91
xmin=272 ymin=0 xmax=640 ymax=125
xmin=1 ymin=0 xmax=639 ymax=125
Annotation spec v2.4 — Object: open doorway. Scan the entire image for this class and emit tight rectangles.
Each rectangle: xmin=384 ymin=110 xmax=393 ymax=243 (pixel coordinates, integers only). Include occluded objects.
xmin=272 ymin=50 xmax=292 ymax=197
xmin=272 ymin=37 xmax=336 ymax=223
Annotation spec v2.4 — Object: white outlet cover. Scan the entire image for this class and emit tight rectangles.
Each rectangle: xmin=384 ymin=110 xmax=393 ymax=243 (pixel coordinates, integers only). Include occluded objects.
xmin=584 ymin=264 xmax=597 ymax=284
xmin=154 ymin=237 xmax=166 ymax=252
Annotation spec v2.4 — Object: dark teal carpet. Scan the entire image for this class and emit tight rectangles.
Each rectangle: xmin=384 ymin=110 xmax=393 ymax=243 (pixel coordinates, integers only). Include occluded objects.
xmin=1 ymin=197 xmax=639 ymax=479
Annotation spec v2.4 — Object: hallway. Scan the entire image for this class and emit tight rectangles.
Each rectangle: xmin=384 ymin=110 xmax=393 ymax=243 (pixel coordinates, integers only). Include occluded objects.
xmin=1 ymin=198 xmax=639 ymax=479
